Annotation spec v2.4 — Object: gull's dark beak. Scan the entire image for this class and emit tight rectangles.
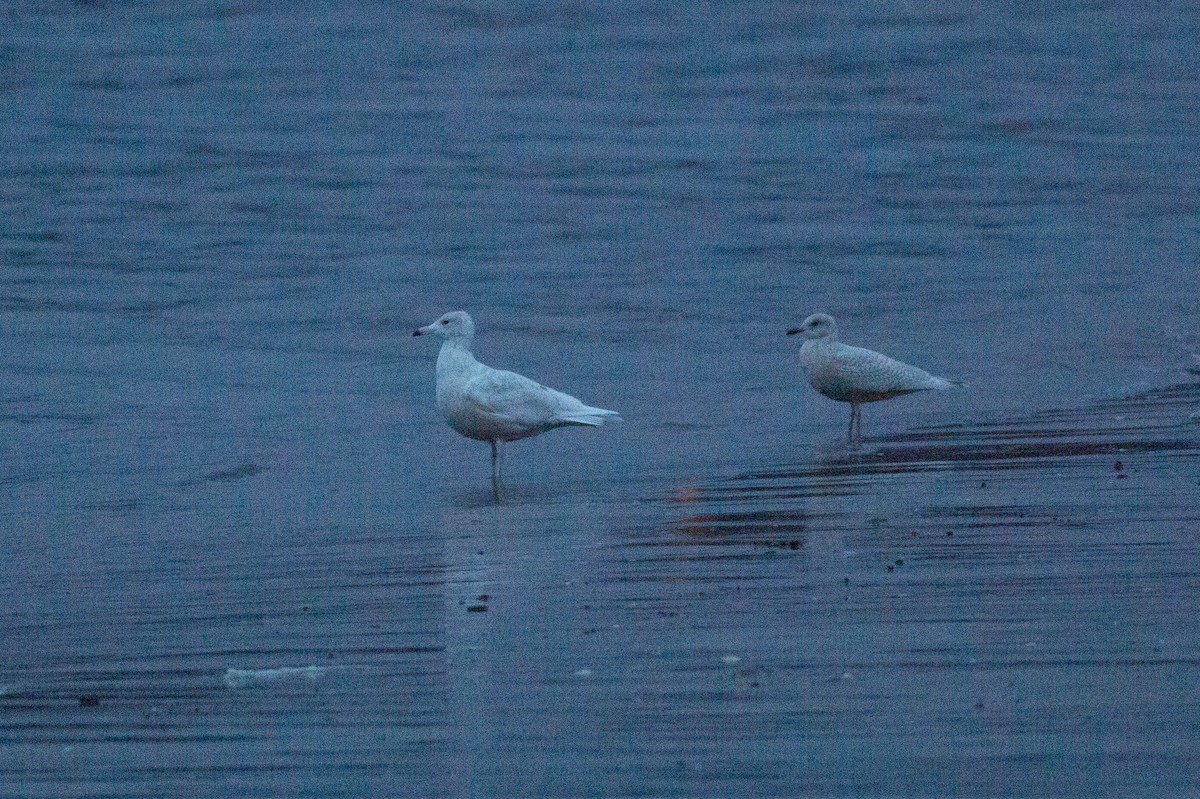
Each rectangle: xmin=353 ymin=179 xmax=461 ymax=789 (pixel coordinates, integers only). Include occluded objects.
xmin=786 ymin=328 xmax=801 ymax=336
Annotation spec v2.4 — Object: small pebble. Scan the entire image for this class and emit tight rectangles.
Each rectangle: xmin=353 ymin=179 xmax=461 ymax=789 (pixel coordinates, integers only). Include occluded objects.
xmin=79 ymin=695 xmax=99 ymax=707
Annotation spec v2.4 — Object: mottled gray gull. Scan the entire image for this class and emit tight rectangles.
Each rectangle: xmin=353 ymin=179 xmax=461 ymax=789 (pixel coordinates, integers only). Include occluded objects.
xmin=414 ymin=311 xmax=620 ymax=499
xmin=787 ymin=313 xmax=959 ymax=445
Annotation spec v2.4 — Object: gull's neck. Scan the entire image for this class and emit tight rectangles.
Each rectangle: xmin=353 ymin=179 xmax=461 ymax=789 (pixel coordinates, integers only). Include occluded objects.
xmin=799 ymin=333 xmax=837 ymax=367
xmin=435 ymin=336 xmax=480 ymax=381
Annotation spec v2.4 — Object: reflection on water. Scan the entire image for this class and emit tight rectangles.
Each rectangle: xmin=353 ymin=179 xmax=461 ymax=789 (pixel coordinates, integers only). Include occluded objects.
xmin=619 ymin=382 xmax=1200 ymax=797
xmin=668 ymin=381 xmax=1199 ymax=541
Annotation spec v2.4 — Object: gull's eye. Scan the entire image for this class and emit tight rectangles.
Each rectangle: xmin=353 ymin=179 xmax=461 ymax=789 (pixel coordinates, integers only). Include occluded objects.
xmin=441 ymin=319 xmax=449 ymax=325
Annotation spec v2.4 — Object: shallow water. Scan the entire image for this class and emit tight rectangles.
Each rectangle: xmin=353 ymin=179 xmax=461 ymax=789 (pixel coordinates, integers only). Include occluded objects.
xmin=2 ymin=2 xmax=1199 ymax=797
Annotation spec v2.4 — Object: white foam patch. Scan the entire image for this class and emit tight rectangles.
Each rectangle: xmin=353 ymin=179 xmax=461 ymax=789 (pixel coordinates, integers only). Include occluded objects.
xmin=224 ymin=665 xmax=328 ymax=689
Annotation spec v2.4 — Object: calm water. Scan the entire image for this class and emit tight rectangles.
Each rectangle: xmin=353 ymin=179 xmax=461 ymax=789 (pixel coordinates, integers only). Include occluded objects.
xmin=2 ymin=2 xmax=1199 ymax=797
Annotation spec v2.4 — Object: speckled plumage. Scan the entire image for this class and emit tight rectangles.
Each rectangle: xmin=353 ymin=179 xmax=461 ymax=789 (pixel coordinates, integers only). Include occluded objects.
xmin=788 ymin=313 xmax=958 ymax=444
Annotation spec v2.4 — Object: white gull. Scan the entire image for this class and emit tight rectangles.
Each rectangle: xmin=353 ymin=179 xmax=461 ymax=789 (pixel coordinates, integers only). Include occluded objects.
xmin=414 ymin=311 xmax=620 ymax=499
xmin=787 ymin=313 xmax=959 ymax=445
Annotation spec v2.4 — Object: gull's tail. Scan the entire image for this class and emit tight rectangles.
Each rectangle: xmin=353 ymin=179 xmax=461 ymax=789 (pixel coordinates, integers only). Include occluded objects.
xmin=930 ymin=376 xmax=966 ymax=390
xmin=557 ymin=405 xmax=622 ymax=427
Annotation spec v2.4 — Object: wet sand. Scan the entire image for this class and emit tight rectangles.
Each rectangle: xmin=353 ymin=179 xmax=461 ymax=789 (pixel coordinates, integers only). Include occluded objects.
xmin=3 ymin=381 xmax=1197 ymax=797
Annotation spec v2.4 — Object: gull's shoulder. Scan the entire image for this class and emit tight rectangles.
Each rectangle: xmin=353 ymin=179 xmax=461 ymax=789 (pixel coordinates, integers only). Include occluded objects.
xmin=467 ymin=364 xmax=547 ymax=394
xmin=459 ymin=363 xmax=558 ymax=412
xmin=832 ymin=341 xmax=900 ymax=367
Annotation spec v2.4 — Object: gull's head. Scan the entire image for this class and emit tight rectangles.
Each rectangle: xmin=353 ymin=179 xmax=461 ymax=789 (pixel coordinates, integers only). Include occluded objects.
xmin=787 ymin=313 xmax=837 ymax=341
xmin=414 ymin=310 xmax=475 ymax=343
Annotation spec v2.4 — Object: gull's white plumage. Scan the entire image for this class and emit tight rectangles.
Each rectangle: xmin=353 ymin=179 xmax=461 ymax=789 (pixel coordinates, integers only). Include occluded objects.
xmin=414 ymin=311 xmax=620 ymax=498
xmin=787 ymin=313 xmax=958 ymax=444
